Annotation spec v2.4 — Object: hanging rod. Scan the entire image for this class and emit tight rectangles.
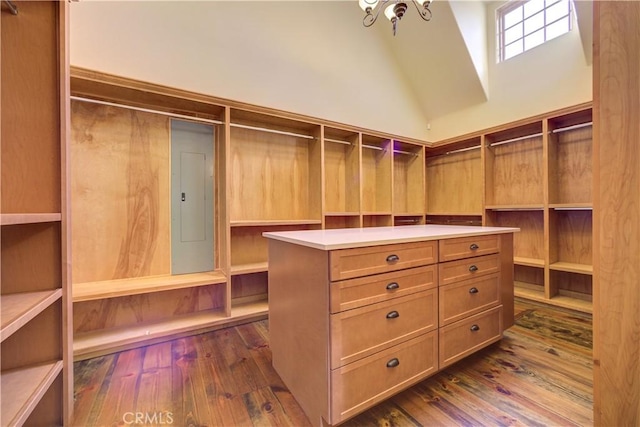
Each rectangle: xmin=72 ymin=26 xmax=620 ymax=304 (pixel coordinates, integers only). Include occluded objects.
xmin=551 ymin=121 xmax=592 ymax=134
xmin=362 ymin=144 xmax=384 ymax=151
xmin=3 ymin=0 xmax=18 ymax=15
xmin=324 ymin=137 xmax=351 ymax=146
xmin=445 ymin=145 xmax=481 ymax=155
xmin=70 ymin=96 xmax=223 ymax=126
xmin=230 ymin=123 xmax=315 ymax=140
xmin=489 ymin=132 xmax=543 ymax=147
xmin=393 ymin=149 xmax=419 ymax=157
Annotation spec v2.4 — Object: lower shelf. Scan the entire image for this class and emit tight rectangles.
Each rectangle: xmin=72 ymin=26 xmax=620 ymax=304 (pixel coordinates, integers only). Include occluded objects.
xmin=73 ymin=300 xmax=268 ymax=361
xmin=514 ymin=285 xmax=592 ymax=314
xmin=1 ymin=361 xmax=63 ymax=427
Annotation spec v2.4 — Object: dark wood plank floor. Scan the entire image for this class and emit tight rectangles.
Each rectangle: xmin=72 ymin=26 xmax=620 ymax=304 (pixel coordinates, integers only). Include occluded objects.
xmin=73 ymin=300 xmax=593 ymax=426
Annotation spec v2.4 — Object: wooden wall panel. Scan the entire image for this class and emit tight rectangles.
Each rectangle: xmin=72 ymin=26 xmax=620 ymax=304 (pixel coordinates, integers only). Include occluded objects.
xmin=70 ymin=101 xmax=170 ymax=283
xmin=593 ymin=2 xmax=640 ymax=425
xmin=229 ymin=128 xmax=311 ymax=221
xmin=427 ymin=150 xmax=482 ymax=214
xmin=552 ymin=126 xmax=592 ymax=205
xmin=488 ymin=137 xmax=543 ymax=205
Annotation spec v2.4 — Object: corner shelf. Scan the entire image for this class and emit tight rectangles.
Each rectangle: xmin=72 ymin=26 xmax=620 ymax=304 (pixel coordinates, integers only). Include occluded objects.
xmin=1 ymin=361 xmax=64 ymax=427
xmin=549 ymin=262 xmax=593 ymax=275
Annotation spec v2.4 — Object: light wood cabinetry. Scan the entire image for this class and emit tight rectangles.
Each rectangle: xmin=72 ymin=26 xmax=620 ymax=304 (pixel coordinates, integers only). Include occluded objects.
xmin=68 ymin=68 xmax=429 ymax=359
xmin=428 ymin=104 xmax=593 ymax=313
xmin=1 ymin=1 xmax=71 ymax=424
xmin=265 ymin=226 xmax=515 ymax=426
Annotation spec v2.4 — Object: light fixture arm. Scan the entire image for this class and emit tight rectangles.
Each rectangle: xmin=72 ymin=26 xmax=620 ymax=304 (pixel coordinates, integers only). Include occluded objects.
xmin=413 ymin=0 xmax=433 ymax=21
xmin=362 ymin=0 xmax=390 ymax=28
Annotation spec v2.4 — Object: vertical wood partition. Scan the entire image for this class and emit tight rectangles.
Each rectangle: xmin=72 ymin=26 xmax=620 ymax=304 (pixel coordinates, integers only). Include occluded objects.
xmin=593 ymin=1 xmax=640 ymax=425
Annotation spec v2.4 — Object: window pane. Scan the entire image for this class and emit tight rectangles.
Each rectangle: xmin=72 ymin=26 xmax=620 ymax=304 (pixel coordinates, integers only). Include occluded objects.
xmin=524 ymin=12 xmax=544 ymax=35
xmin=505 ymin=22 xmax=523 ymax=45
xmin=505 ymin=40 xmax=523 ymax=60
xmin=546 ymin=18 xmax=569 ymax=40
xmin=524 ymin=28 xmax=545 ymax=50
xmin=524 ymin=0 xmax=544 ymax=18
xmin=546 ymin=0 xmax=569 ymax=23
xmin=504 ymin=6 xmax=523 ymax=29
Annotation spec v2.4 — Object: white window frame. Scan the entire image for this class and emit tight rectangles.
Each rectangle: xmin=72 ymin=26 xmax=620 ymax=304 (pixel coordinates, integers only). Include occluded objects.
xmin=496 ymin=0 xmax=573 ymax=63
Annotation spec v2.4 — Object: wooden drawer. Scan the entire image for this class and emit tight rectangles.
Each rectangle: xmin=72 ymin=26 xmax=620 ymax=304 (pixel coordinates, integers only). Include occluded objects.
xmin=330 ymin=265 xmax=437 ymax=313
xmin=439 ymin=306 xmax=503 ymax=368
xmin=330 ymin=289 xmax=437 ymax=368
xmin=330 ymin=331 xmax=438 ymax=424
xmin=439 ymin=234 xmax=500 ymax=262
xmin=329 ymin=241 xmax=438 ymax=281
xmin=439 ymin=274 xmax=501 ymax=326
xmin=438 ymin=253 xmax=500 ymax=286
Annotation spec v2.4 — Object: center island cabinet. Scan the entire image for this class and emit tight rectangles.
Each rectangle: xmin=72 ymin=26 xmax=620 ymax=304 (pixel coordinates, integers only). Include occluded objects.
xmin=263 ymin=224 xmax=519 ymax=426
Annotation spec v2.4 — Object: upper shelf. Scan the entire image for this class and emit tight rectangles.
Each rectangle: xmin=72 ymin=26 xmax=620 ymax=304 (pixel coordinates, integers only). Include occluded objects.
xmin=230 ymin=219 xmax=322 ymax=227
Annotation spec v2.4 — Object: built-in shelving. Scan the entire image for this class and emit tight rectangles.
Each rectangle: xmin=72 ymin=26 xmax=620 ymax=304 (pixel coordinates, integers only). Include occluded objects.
xmin=1 ymin=290 xmax=62 ymax=341
xmin=0 ymin=213 xmax=61 ymax=225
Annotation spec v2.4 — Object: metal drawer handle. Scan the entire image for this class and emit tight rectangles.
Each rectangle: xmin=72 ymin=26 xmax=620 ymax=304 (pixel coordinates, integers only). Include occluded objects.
xmin=469 ymin=287 xmax=479 ymax=294
xmin=386 ymin=254 xmax=400 ymax=263
xmin=386 ymin=358 xmax=400 ymax=368
xmin=470 ymin=243 xmax=479 ymax=250
xmin=386 ymin=282 xmax=400 ymax=290
xmin=386 ymin=310 xmax=400 ymax=319
xmin=470 ymin=324 xmax=480 ymax=332
xmin=469 ymin=265 xmax=478 ymax=272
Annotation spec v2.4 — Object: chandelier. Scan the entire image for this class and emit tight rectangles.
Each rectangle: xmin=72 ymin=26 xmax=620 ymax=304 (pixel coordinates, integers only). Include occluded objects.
xmin=359 ymin=0 xmax=433 ymax=36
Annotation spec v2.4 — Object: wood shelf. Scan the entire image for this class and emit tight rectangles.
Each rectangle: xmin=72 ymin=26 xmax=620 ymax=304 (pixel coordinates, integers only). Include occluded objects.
xmin=324 ymin=212 xmax=359 ymax=217
xmin=1 ymin=361 xmax=63 ymax=427
xmin=514 ymin=284 xmax=592 ymax=314
xmin=73 ymin=301 xmax=267 ymax=361
xmin=549 ymin=262 xmax=593 ymax=275
xmin=0 ymin=213 xmax=61 ymax=226
xmin=230 ymin=219 xmax=322 ymax=227
xmin=486 ymin=205 xmax=545 ymax=211
xmin=514 ymin=257 xmax=545 ymax=268
xmin=426 ymin=212 xmax=483 ymax=216
xmin=73 ymin=271 xmax=227 ymax=302
xmin=230 ymin=262 xmax=268 ymax=276
xmin=549 ymin=203 xmax=592 ymax=210
xmin=1 ymin=290 xmax=62 ymax=342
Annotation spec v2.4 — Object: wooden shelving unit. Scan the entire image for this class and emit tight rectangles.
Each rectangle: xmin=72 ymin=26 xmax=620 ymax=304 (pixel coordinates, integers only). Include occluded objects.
xmin=1 ymin=2 xmax=71 ymax=424
xmin=393 ymin=140 xmax=425 ymax=215
xmin=429 ymin=104 xmax=593 ymax=313
xmin=324 ymin=126 xmax=360 ymax=226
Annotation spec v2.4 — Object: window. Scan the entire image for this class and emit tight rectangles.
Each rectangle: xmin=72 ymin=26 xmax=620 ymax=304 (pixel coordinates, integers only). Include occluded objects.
xmin=497 ymin=0 xmax=573 ymax=62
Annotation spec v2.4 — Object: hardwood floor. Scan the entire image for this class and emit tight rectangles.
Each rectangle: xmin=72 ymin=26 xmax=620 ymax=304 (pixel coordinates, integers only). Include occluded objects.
xmin=73 ymin=299 xmax=593 ymax=426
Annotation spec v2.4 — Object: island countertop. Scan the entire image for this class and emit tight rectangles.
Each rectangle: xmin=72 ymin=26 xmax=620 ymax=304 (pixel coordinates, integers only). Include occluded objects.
xmin=263 ymin=224 xmax=519 ymax=251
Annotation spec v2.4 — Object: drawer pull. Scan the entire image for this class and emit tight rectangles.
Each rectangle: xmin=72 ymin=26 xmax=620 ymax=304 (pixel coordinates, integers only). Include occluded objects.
xmin=386 ymin=310 xmax=400 ymax=319
xmin=386 ymin=358 xmax=400 ymax=368
xmin=470 ymin=243 xmax=479 ymax=250
xmin=386 ymin=282 xmax=400 ymax=290
xmin=468 ymin=265 xmax=478 ymax=272
xmin=470 ymin=324 xmax=480 ymax=332
xmin=386 ymin=254 xmax=400 ymax=263
xmin=469 ymin=287 xmax=479 ymax=294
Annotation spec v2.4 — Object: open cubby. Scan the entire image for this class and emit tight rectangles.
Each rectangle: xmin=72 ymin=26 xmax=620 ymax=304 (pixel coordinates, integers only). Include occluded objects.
xmin=361 ymin=135 xmax=392 ymax=214
xmin=229 ymin=110 xmax=322 ymax=222
xmin=549 ymin=209 xmax=592 ymax=273
xmin=426 ymin=214 xmax=483 ymax=227
xmin=230 ymin=224 xmax=320 ymax=274
xmin=325 ymin=214 xmax=361 ymax=229
xmin=231 ymin=272 xmax=268 ymax=305
xmin=324 ymin=127 xmax=360 ymax=214
xmin=393 ymin=141 xmax=424 ymax=214
xmin=362 ymin=214 xmax=393 ymax=228
xmin=485 ymin=209 xmax=545 ymax=262
xmin=393 ymin=215 xmax=424 ymax=226
xmin=513 ymin=265 xmax=545 ymax=298
xmin=549 ymin=270 xmax=592 ymax=312
xmin=426 ymin=137 xmax=482 ymax=215
xmin=485 ymin=122 xmax=544 ymax=207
